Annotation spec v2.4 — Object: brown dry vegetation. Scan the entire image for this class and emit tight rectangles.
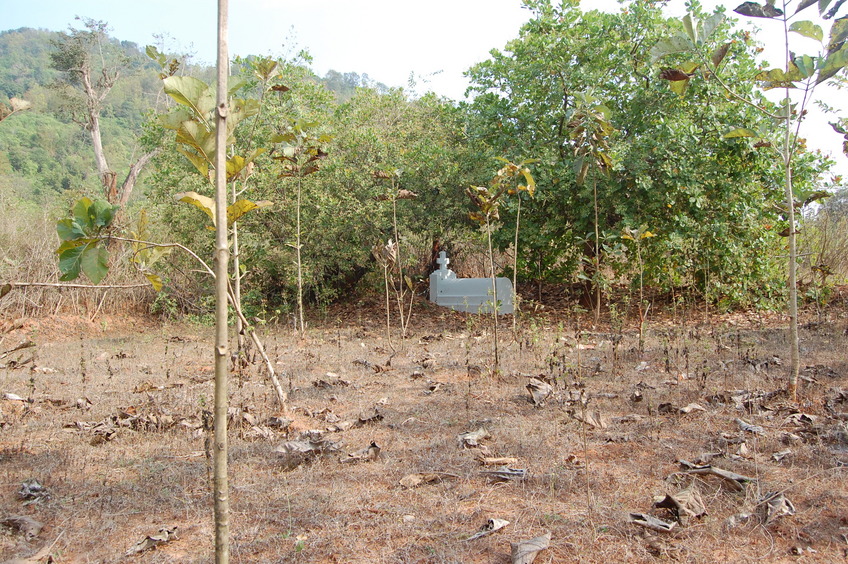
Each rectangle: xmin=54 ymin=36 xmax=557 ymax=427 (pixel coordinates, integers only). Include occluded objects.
xmin=1 ymin=294 xmax=847 ymax=563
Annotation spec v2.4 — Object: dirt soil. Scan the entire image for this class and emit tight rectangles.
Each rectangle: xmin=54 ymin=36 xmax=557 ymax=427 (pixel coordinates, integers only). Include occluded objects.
xmin=1 ymin=297 xmax=847 ymax=563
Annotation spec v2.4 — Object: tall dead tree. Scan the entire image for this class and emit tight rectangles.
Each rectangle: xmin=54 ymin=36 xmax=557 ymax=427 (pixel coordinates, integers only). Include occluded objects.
xmin=49 ymin=18 xmax=158 ymax=207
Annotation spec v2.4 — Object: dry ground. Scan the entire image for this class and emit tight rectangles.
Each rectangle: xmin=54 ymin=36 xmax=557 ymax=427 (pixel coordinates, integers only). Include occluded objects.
xmin=1 ymin=296 xmax=847 ymax=563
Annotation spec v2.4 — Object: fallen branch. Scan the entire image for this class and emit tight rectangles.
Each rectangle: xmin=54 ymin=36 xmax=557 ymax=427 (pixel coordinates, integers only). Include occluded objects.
xmin=0 ymin=340 xmax=36 ymax=360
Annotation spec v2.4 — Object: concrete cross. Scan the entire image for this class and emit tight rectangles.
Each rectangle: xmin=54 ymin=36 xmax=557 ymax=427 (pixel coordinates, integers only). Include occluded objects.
xmin=437 ymin=251 xmax=450 ymax=271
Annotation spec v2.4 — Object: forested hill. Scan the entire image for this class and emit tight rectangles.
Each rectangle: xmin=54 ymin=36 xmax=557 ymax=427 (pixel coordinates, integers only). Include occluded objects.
xmin=0 ymin=27 xmax=384 ymax=200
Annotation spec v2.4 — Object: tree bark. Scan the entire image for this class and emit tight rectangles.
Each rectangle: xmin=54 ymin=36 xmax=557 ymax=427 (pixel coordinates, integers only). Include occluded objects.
xmin=213 ymin=1 xmax=231 ymax=561
xmin=119 ymin=149 xmax=160 ymax=207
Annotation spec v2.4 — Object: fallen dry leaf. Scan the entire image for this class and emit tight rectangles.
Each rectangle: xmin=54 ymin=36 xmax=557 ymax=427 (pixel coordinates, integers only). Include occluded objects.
xmin=465 ymin=518 xmax=509 ymax=541
xmin=125 ymin=526 xmax=179 ymax=556
xmin=479 ymin=466 xmax=527 ymax=481
xmin=526 ymin=378 xmax=553 ymax=406
xmin=511 ymin=531 xmax=551 ymax=564
xmin=653 ymin=485 xmax=707 ymax=525
xmin=340 ymin=441 xmax=381 ymax=463
xmin=457 ymin=427 xmax=490 ymax=448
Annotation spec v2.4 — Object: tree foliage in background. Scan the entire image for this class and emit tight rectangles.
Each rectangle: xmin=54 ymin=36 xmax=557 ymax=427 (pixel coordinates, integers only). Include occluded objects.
xmin=1 ymin=5 xmax=843 ymax=321
xmin=653 ymin=0 xmax=847 ymax=398
xmin=464 ymin=0 xmax=831 ymax=309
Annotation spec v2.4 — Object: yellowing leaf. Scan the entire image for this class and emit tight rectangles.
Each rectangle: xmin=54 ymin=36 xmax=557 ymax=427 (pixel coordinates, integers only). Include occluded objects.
xmin=176 ymin=191 xmax=216 ymax=225
xmin=227 ymin=199 xmax=273 ymax=227
xmin=723 ymin=127 xmax=758 ymax=139
xmin=145 ymin=272 xmax=165 ymax=292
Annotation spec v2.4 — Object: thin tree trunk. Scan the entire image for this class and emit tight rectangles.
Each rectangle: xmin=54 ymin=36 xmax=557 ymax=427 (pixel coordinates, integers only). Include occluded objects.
xmin=213 ymin=1 xmax=231 ymax=561
xmin=232 ymin=178 xmax=244 ymax=352
xmin=592 ymin=172 xmax=601 ymax=326
xmin=383 ymin=265 xmax=393 ymax=351
xmin=296 ymin=177 xmax=305 ymax=335
xmin=781 ymin=10 xmax=799 ymax=402
xmin=784 ymin=116 xmax=800 ymax=401
xmin=486 ymin=215 xmax=499 ymax=371
xmin=391 ymin=192 xmax=411 ymax=340
xmin=512 ymin=195 xmax=521 ymax=333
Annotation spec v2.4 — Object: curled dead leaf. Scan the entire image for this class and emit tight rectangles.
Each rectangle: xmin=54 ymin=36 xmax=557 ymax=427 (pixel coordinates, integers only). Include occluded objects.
xmin=125 ymin=526 xmax=179 ymax=556
xmin=526 ymin=378 xmax=553 ymax=406
xmin=457 ymin=427 xmax=490 ymax=447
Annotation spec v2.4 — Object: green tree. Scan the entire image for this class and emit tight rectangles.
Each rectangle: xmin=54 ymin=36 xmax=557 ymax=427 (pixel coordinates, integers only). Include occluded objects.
xmin=466 ymin=160 xmax=535 ymax=372
xmin=272 ymin=120 xmax=330 ymax=334
xmin=465 ymin=0 xmax=812 ymax=310
xmin=568 ymin=91 xmax=614 ymax=323
xmin=651 ymin=0 xmax=847 ymax=398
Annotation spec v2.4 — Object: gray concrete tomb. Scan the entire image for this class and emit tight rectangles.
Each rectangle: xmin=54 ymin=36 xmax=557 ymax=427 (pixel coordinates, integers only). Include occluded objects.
xmin=428 ymin=251 xmax=513 ymax=315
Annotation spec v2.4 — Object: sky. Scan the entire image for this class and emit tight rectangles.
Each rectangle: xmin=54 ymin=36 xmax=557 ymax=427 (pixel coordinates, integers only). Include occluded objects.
xmin=2 ymin=0 xmax=846 ymax=173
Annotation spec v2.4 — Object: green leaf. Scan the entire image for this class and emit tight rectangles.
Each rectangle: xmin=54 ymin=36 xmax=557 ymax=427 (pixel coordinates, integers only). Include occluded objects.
xmin=158 ymin=107 xmax=194 ymax=131
xmin=789 ymin=20 xmax=824 ymax=42
xmin=818 ymin=0 xmax=835 ymax=16
xmin=754 ymin=67 xmax=799 ymax=89
xmin=826 ymin=15 xmax=848 ymax=52
xmin=58 ymin=243 xmax=88 ymax=281
xmin=72 ymin=197 xmax=94 ymax=230
xmin=700 ymin=13 xmax=725 ymax=44
xmin=133 ymin=245 xmax=172 ymax=268
xmin=650 ymin=36 xmax=695 ymax=64
xmin=55 ymin=239 xmax=90 ymax=255
xmin=723 ymin=127 xmax=759 ymax=138
xmin=817 ymin=44 xmax=848 ymax=84
xmin=794 ymin=0 xmax=818 ymax=15
xmin=175 ymin=191 xmax=216 ymax=225
xmin=81 ymin=245 xmax=109 ymax=284
xmin=90 ymin=200 xmax=117 ymax=228
xmin=801 ymin=189 xmax=831 ymax=206
xmin=228 ymin=77 xmax=248 ymax=97
xmin=176 ymin=147 xmax=210 ymax=179
xmin=176 ymin=121 xmax=216 ymax=162
xmin=226 ymin=199 xmax=274 ymax=227
xmin=252 ymin=57 xmax=278 ymax=81
xmin=682 ymin=13 xmax=697 ymax=44
xmin=669 ymin=76 xmax=691 ymax=95
xmin=225 ymin=148 xmax=265 ymax=182
xmin=163 ymin=76 xmax=216 ymax=122
xmin=794 ymin=54 xmax=817 ymax=78
xmin=57 ymin=218 xmax=86 ymax=241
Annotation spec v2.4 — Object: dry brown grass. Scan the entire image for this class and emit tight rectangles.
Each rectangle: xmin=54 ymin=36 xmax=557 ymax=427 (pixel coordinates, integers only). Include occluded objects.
xmin=1 ymin=297 xmax=847 ymax=563
xmin=0 ymin=200 xmax=155 ymax=319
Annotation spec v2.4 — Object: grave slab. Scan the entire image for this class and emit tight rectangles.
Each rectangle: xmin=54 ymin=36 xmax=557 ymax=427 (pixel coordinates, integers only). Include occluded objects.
xmin=429 ymin=252 xmax=513 ymax=314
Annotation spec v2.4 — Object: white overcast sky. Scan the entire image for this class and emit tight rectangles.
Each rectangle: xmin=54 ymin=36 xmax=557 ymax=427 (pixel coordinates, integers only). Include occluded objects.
xmin=3 ymin=0 xmax=846 ymax=173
